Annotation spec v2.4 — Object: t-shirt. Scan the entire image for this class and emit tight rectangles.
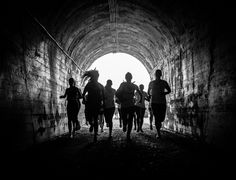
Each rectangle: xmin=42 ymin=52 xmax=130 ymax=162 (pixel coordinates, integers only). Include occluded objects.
xmin=83 ymin=81 xmax=104 ymax=108
xmin=135 ymin=91 xmax=148 ymax=108
xmin=148 ymin=79 xmax=170 ymax=104
xmin=116 ymin=82 xmax=138 ymax=108
xmin=104 ymin=86 xmax=116 ymax=108
xmin=66 ymin=86 xmax=82 ymax=102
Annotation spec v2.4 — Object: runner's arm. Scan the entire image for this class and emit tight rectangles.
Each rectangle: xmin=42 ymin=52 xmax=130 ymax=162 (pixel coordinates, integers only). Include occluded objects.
xmin=164 ymin=81 xmax=171 ymax=95
xmin=60 ymin=89 xmax=67 ymax=98
xmin=135 ymin=85 xmax=142 ymax=103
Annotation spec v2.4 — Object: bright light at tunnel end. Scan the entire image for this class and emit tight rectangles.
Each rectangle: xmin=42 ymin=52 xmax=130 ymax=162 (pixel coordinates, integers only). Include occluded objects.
xmin=88 ymin=53 xmax=150 ymax=91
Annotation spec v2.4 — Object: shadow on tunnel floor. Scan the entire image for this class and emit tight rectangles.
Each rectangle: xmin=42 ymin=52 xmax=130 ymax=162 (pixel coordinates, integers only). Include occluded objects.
xmin=2 ymin=126 xmax=235 ymax=179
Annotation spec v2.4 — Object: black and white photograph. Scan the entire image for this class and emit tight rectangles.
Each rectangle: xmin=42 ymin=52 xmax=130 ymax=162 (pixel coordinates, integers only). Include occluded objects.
xmin=1 ymin=0 xmax=235 ymax=178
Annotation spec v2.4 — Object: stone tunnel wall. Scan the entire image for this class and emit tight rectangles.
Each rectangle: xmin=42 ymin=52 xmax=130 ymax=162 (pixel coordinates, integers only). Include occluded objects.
xmin=157 ymin=25 xmax=236 ymax=148
xmin=0 ymin=14 xmax=82 ymax=150
xmin=163 ymin=39 xmax=211 ymax=141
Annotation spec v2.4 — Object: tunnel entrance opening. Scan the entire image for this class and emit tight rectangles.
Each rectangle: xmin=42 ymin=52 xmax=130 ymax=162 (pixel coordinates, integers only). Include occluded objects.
xmin=88 ymin=52 xmax=151 ymax=90
xmin=86 ymin=52 xmax=151 ymax=127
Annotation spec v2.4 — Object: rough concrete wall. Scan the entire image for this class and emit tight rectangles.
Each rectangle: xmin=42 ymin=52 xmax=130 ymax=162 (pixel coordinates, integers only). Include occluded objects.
xmin=0 ymin=16 xmax=81 ymax=151
xmin=163 ymin=41 xmax=210 ymax=140
xmin=159 ymin=24 xmax=236 ymax=148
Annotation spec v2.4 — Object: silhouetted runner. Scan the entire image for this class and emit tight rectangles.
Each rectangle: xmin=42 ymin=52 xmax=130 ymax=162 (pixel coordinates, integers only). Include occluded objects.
xmin=148 ymin=69 xmax=171 ymax=138
xmin=116 ymin=72 xmax=142 ymax=141
xmin=134 ymin=84 xmax=149 ymax=132
xmin=82 ymin=70 xmax=104 ymax=142
xmin=104 ymin=79 xmax=116 ymax=139
xmin=60 ymin=78 xmax=82 ymax=138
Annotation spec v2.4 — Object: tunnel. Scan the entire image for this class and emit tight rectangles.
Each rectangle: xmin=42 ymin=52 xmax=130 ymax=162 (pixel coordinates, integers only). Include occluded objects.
xmin=1 ymin=0 xmax=236 ymax=178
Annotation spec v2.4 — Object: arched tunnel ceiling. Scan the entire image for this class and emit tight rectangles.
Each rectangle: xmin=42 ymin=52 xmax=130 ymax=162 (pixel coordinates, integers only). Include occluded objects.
xmin=50 ymin=0 xmax=180 ymax=72
xmin=15 ymin=0 xmax=220 ymax=73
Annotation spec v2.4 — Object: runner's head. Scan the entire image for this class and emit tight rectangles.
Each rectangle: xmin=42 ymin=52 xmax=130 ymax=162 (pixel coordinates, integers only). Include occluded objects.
xmin=69 ymin=78 xmax=75 ymax=86
xmin=139 ymin=84 xmax=144 ymax=91
xmin=125 ymin=72 xmax=132 ymax=82
xmin=106 ymin=79 xmax=112 ymax=86
xmin=155 ymin=69 xmax=162 ymax=79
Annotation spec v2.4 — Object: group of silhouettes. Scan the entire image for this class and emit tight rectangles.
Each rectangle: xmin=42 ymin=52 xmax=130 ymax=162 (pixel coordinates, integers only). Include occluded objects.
xmin=60 ymin=69 xmax=171 ymax=142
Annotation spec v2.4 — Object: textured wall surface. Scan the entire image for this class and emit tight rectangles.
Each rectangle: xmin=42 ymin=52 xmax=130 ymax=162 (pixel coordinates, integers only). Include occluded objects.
xmin=1 ymin=0 xmax=235 ymax=151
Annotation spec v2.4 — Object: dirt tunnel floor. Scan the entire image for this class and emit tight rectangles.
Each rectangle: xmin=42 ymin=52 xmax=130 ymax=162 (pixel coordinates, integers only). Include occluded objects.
xmin=6 ymin=119 xmax=235 ymax=179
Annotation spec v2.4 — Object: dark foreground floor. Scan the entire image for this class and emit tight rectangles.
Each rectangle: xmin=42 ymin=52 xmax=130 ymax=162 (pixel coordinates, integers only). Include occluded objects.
xmin=4 ymin=121 xmax=235 ymax=179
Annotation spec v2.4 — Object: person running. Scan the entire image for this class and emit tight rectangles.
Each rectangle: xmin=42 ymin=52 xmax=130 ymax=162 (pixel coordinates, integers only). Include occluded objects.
xmin=104 ymin=79 xmax=116 ymax=139
xmin=134 ymin=84 xmax=149 ymax=132
xmin=82 ymin=70 xmax=104 ymax=142
xmin=115 ymin=72 xmax=142 ymax=141
xmin=60 ymin=78 xmax=82 ymax=138
xmin=83 ymin=93 xmax=104 ymax=132
xmin=148 ymin=69 xmax=171 ymax=138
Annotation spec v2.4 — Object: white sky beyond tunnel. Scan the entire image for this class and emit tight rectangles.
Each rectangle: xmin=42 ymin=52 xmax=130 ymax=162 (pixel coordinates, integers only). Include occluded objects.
xmin=89 ymin=53 xmax=151 ymax=91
